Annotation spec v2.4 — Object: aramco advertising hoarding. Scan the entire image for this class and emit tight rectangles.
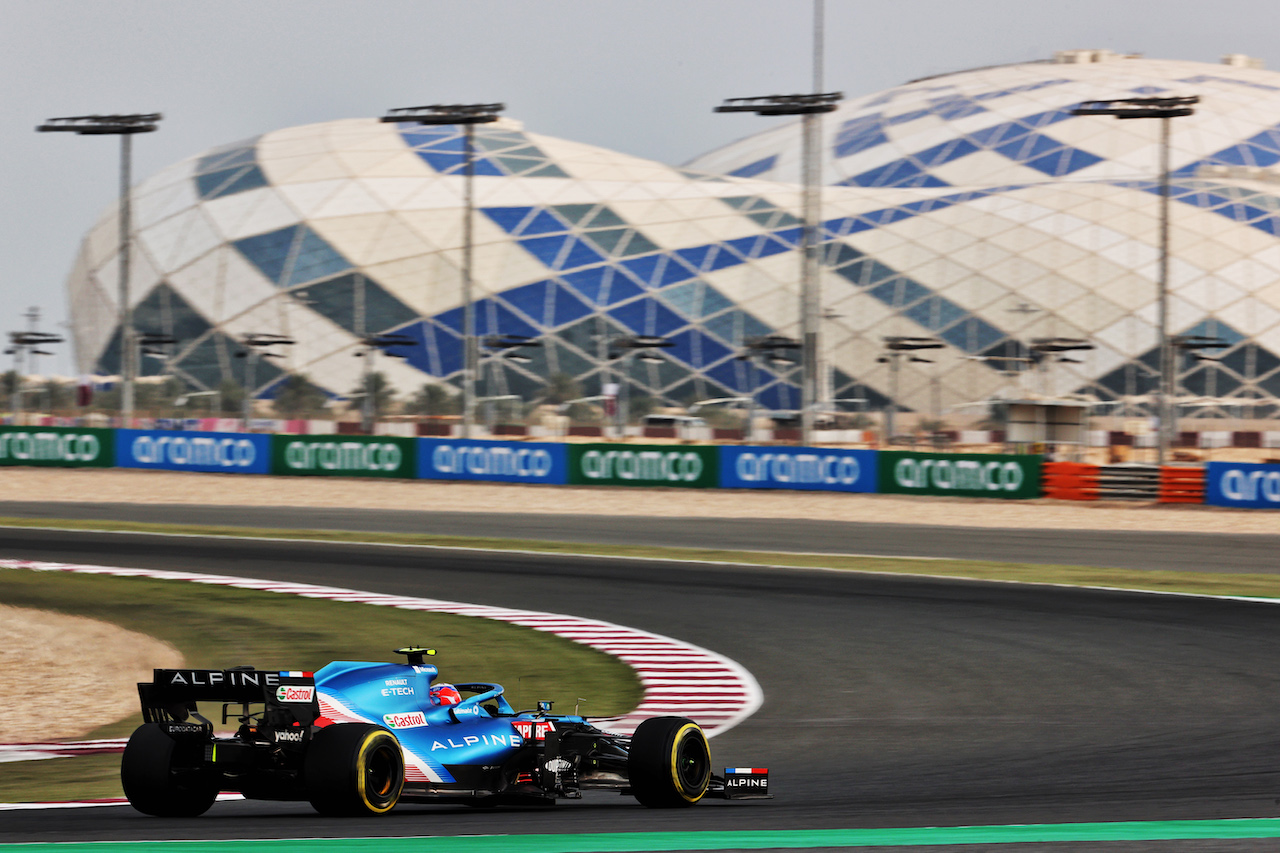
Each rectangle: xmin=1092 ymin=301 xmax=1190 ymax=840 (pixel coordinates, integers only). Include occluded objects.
xmin=117 ymin=429 xmax=270 ymax=474
xmin=720 ymin=446 xmax=877 ymax=492
xmin=568 ymin=444 xmax=718 ymax=488
xmin=418 ymin=438 xmax=567 ymax=484
xmin=878 ymin=451 xmax=1041 ymax=499
xmin=0 ymin=426 xmax=113 ymax=468
xmin=1206 ymin=461 xmax=1280 ymax=509
xmin=271 ymin=435 xmax=415 ymax=478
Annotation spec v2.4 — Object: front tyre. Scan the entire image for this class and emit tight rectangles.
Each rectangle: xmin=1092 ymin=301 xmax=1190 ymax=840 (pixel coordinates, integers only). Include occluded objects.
xmin=304 ymin=724 xmax=404 ymax=816
xmin=627 ymin=716 xmax=710 ymax=808
xmin=120 ymin=723 xmax=219 ymax=817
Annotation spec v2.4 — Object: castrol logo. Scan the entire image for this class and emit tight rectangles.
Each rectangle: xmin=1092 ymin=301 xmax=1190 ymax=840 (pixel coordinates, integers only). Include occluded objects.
xmin=275 ymin=685 xmax=315 ymax=703
xmin=383 ymin=711 xmax=428 ymax=729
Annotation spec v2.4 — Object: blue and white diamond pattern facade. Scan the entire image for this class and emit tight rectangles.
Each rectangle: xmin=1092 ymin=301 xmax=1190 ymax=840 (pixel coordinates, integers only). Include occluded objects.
xmin=66 ymin=53 xmax=1280 ymax=415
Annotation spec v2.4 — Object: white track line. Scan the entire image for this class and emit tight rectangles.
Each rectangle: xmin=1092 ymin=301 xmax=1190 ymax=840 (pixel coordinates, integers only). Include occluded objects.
xmin=0 ymin=794 xmax=244 ymax=811
xmin=0 ymin=558 xmax=763 ymax=769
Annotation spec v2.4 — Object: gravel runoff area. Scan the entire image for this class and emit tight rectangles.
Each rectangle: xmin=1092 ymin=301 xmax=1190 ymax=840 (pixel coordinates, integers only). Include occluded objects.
xmin=0 ymin=466 xmax=1276 ymax=534
xmin=0 ymin=604 xmax=182 ymax=741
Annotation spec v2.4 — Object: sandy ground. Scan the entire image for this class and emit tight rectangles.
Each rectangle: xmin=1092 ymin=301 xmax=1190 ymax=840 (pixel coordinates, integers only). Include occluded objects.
xmin=0 ymin=466 xmax=1277 ymax=534
xmin=0 ymin=604 xmax=182 ymax=741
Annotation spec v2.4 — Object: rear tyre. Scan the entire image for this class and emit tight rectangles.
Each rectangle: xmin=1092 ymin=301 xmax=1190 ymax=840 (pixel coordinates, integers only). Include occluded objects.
xmin=304 ymin=724 xmax=404 ymax=816
xmin=627 ymin=716 xmax=710 ymax=808
xmin=120 ymin=723 xmax=219 ymax=817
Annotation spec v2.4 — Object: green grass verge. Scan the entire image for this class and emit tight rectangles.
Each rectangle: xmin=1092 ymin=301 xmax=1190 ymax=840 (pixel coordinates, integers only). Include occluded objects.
xmin=0 ymin=566 xmax=643 ymax=803
xmin=2 ymin=515 xmax=1279 ymax=599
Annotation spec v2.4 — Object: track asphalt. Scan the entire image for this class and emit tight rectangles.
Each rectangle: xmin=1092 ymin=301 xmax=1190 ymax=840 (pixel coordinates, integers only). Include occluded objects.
xmin=2 ymin=500 xmax=1280 ymax=572
xmin=2 ymin=508 xmax=1279 ymax=850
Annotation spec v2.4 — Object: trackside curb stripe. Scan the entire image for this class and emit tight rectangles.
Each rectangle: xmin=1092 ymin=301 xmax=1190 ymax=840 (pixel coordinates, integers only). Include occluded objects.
xmin=0 ymin=559 xmax=762 ymax=747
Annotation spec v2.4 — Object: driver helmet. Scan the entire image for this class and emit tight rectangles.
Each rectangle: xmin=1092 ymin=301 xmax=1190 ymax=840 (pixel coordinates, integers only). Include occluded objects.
xmin=431 ymin=683 xmax=462 ymax=706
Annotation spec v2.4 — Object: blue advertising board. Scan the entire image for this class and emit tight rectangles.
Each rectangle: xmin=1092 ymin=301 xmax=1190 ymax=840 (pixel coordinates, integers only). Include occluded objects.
xmin=719 ymin=446 xmax=878 ymax=492
xmin=1206 ymin=461 xmax=1280 ymax=508
xmin=116 ymin=429 xmax=271 ymax=475
xmin=417 ymin=438 xmax=568 ymax=484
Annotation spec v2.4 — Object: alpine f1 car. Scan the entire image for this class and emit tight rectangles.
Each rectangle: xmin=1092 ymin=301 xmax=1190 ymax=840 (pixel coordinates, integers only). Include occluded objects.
xmin=122 ymin=647 xmax=769 ymax=816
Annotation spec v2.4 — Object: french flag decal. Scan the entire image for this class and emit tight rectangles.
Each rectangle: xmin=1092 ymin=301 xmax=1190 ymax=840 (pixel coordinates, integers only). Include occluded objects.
xmin=722 ymin=767 xmax=770 ymax=799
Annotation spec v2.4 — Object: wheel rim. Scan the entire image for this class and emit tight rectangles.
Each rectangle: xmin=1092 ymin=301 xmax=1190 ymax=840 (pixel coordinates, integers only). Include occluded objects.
xmin=363 ymin=742 xmax=399 ymax=802
xmin=674 ymin=731 xmax=709 ymax=794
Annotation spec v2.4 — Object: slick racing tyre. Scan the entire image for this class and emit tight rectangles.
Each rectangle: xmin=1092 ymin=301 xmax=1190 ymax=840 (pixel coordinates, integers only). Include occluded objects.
xmin=304 ymin=723 xmax=404 ymax=816
xmin=627 ymin=716 xmax=711 ymax=808
xmin=120 ymin=723 xmax=219 ymax=817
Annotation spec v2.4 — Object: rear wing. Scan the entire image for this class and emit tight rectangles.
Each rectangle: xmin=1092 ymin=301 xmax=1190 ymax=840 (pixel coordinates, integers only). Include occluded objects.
xmin=138 ymin=668 xmax=319 ymax=727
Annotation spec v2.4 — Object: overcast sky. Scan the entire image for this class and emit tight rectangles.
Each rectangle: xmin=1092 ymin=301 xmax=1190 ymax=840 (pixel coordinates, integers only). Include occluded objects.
xmin=5 ymin=0 xmax=1279 ymax=375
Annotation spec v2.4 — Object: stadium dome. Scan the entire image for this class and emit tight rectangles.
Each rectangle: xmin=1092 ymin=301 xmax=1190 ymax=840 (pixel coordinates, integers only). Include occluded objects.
xmin=67 ymin=51 xmax=1280 ymax=418
xmin=66 ymin=116 xmax=836 ymax=413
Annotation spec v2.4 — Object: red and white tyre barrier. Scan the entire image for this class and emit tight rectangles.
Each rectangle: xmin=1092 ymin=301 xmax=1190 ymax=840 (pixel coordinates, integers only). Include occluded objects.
xmin=0 ymin=558 xmax=762 ymax=766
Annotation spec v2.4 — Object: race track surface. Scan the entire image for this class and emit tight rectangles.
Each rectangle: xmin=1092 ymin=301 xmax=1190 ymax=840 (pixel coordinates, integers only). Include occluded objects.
xmin=2 ymin=524 xmax=1280 ymax=845
xmin=3 ymin=500 xmax=1280 ymax=572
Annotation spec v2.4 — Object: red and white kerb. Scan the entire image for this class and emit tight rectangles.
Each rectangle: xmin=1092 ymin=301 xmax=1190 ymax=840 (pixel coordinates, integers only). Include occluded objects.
xmin=0 ymin=558 xmax=763 ymax=740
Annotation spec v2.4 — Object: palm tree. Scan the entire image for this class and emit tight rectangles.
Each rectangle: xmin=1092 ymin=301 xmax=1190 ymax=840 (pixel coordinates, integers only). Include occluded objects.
xmin=217 ymin=379 xmax=246 ymax=415
xmin=404 ymin=382 xmax=460 ymax=416
xmin=351 ymin=371 xmax=396 ymax=421
xmin=273 ymin=373 xmax=329 ymax=419
xmin=542 ymin=372 xmax=582 ymax=405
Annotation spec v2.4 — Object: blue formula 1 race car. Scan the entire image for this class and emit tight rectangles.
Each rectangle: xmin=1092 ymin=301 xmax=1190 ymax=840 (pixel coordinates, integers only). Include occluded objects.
xmin=121 ymin=647 xmax=769 ymax=816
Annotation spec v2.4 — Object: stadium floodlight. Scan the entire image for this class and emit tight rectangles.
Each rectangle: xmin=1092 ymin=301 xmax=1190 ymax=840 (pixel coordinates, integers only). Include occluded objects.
xmin=716 ymin=92 xmax=841 ymax=447
xmin=738 ymin=335 xmax=802 ymax=441
xmin=37 ymin=113 xmax=161 ymax=426
xmin=880 ymin=336 xmax=944 ymax=440
xmin=174 ymin=389 xmax=221 ymax=417
xmin=36 ymin=114 xmax=161 ymax=135
xmin=479 ymin=334 xmax=540 ymax=429
xmin=1072 ymin=95 xmax=1198 ymax=465
xmin=1071 ymin=96 xmax=1198 ymax=120
xmin=1168 ymin=334 xmax=1230 ymax=433
xmin=137 ymin=333 xmax=178 ymax=371
xmin=382 ymin=103 xmax=504 ymax=439
xmin=606 ymin=335 xmax=674 ymax=433
xmin=236 ymin=334 xmax=294 ymax=427
xmin=1029 ymin=337 xmax=1095 ymax=354
xmin=714 ymin=93 xmax=842 ymax=116
xmin=355 ymin=333 xmax=416 ymax=433
xmin=6 ymin=330 xmax=64 ymax=420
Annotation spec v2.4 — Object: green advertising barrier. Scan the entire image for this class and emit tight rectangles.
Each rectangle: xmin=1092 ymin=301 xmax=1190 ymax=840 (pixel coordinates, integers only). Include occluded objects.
xmin=271 ymin=434 xmax=415 ymax=478
xmin=567 ymin=443 xmax=718 ymax=488
xmin=878 ymin=450 xmax=1041 ymax=499
xmin=0 ymin=425 xmax=114 ymax=467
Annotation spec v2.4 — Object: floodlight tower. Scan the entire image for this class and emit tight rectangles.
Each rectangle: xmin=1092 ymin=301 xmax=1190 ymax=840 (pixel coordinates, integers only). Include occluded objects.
xmin=381 ymin=103 xmax=504 ymax=438
xmin=739 ymin=335 xmax=802 ymax=440
xmin=607 ymin=335 xmax=674 ymax=433
xmin=1072 ymin=95 xmax=1198 ymax=465
xmin=358 ymin=332 xmax=416 ymax=433
xmin=37 ymin=113 xmax=162 ymax=426
xmin=878 ymin=336 xmax=943 ymax=440
xmin=715 ymin=92 xmax=840 ymax=447
xmin=480 ymin=334 xmax=541 ymax=429
xmin=714 ymin=2 xmax=837 ymax=447
xmin=236 ymin=334 xmax=294 ymax=428
xmin=5 ymin=330 xmax=64 ymax=420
